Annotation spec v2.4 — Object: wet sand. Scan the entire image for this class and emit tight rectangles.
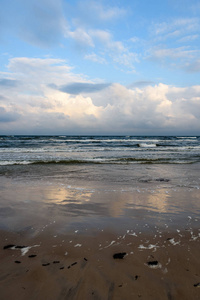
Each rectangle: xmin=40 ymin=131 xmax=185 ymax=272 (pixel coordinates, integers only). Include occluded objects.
xmin=0 ymin=167 xmax=200 ymax=300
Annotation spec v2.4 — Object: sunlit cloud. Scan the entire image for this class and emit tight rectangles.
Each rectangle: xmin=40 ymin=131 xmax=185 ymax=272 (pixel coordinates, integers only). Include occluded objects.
xmin=0 ymin=57 xmax=200 ymax=135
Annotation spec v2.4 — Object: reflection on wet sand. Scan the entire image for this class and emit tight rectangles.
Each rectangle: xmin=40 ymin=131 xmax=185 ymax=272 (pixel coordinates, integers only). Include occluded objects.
xmin=0 ymin=176 xmax=200 ymax=235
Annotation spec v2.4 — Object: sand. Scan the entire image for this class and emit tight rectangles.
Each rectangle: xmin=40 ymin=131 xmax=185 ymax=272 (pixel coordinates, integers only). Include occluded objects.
xmin=0 ymin=171 xmax=200 ymax=299
xmin=0 ymin=226 xmax=200 ymax=300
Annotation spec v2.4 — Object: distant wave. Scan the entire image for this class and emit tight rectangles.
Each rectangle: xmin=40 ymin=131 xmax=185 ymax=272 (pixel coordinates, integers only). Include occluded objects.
xmin=138 ymin=143 xmax=157 ymax=148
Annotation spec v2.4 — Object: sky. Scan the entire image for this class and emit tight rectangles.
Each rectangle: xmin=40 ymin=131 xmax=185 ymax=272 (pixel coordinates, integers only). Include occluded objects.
xmin=0 ymin=0 xmax=200 ymax=135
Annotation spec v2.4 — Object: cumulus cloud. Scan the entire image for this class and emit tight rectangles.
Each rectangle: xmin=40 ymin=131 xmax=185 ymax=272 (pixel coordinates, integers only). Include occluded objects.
xmin=0 ymin=57 xmax=200 ymax=135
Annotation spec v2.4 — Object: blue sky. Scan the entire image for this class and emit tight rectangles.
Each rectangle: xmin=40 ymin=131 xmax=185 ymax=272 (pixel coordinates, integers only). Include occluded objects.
xmin=0 ymin=0 xmax=200 ymax=135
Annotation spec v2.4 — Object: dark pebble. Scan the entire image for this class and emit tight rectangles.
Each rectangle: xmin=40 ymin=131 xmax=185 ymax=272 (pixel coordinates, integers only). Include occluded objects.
xmin=28 ymin=255 xmax=37 ymax=258
xmin=135 ymin=275 xmax=139 ymax=280
xmin=147 ymin=260 xmax=158 ymax=266
xmin=194 ymin=283 xmax=200 ymax=288
xmin=42 ymin=263 xmax=50 ymax=266
xmin=60 ymin=267 xmax=64 ymax=270
xmin=15 ymin=261 xmax=21 ymax=264
xmin=155 ymin=178 xmax=170 ymax=182
xmin=3 ymin=244 xmax=15 ymax=249
xmin=84 ymin=258 xmax=88 ymax=261
xmin=71 ymin=262 xmax=77 ymax=266
xmin=118 ymin=284 xmax=123 ymax=287
xmin=113 ymin=252 xmax=126 ymax=259
xmin=53 ymin=261 xmax=60 ymax=264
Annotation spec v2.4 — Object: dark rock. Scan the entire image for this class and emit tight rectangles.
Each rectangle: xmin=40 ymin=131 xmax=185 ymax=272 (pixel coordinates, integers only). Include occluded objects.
xmin=84 ymin=258 xmax=88 ymax=261
xmin=135 ymin=275 xmax=139 ymax=280
xmin=68 ymin=262 xmax=77 ymax=269
xmin=60 ymin=267 xmax=64 ymax=270
xmin=53 ymin=261 xmax=60 ymax=264
xmin=194 ymin=283 xmax=200 ymax=288
xmin=118 ymin=284 xmax=123 ymax=287
xmin=147 ymin=260 xmax=158 ymax=266
xmin=42 ymin=263 xmax=50 ymax=266
xmin=3 ymin=244 xmax=15 ymax=249
xmin=113 ymin=252 xmax=126 ymax=259
xmin=155 ymin=178 xmax=170 ymax=182
xmin=28 ymin=255 xmax=37 ymax=258
xmin=15 ymin=261 xmax=21 ymax=264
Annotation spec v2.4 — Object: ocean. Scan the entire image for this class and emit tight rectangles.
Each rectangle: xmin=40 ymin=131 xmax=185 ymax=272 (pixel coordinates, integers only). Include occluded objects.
xmin=1 ymin=135 xmax=200 ymax=166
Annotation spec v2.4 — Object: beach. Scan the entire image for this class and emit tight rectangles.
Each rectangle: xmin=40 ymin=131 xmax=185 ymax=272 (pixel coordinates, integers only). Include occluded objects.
xmin=0 ymin=159 xmax=200 ymax=300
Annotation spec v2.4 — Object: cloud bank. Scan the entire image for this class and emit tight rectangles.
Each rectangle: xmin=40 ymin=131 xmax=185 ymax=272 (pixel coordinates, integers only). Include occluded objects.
xmin=0 ymin=57 xmax=199 ymax=135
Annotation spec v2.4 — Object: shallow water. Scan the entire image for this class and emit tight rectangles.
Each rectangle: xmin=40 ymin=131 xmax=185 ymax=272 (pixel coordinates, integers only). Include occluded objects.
xmin=0 ymin=162 xmax=199 ymax=236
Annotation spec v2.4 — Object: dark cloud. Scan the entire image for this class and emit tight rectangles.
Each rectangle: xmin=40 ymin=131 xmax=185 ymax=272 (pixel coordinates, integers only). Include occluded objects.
xmin=128 ymin=81 xmax=155 ymax=88
xmin=0 ymin=107 xmax=20 ymax=122
xmin=50 ymin=82 xmax=110 ymax=94
xmin=0 ymin=79 xmax=19 ymax=88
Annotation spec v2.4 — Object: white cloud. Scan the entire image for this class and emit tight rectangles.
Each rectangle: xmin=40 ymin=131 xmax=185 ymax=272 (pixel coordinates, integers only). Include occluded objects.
xmin=65 ymin=27 xmax=94 ymax=48
xmin=84 ymin=53 xmax=107 ymax=64
xmin=0 ymin=57 xmax=200 ymax=135
xmin=90 ymin=29 xmax=125 ymax=53
xmin=76 ymin=0 xmax=126 ymax=24
xmin=153 ymin=18 xmax=199 ymax=39
xmin=178 ymin=34 xmax=199 ymax=43
xmin=149 ymin=47 xmax=198 ymax=60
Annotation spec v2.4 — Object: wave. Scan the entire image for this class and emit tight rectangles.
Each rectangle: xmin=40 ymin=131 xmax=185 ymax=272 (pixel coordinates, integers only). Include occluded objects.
xmin=138 ymin=143 xmax=157 ymax=148
xmin=0 ymin=157 xmax=198 ymax=166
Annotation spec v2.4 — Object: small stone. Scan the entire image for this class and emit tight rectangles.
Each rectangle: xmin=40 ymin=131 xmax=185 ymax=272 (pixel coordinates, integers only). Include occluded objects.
xmin=15 ymin=261 xmax=21 ymax=264
xmin=42 ymin=263 xmax=50 ymax=266
xmin=147 ymin=261 xmax=158 ymax=266
xmin=113 ymin=252 xmax=126 ymax=259
xmin=53 ymin=261 xmax=60 ymax=264
xmin=28 ymin=255 xmax=37 ymax=258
